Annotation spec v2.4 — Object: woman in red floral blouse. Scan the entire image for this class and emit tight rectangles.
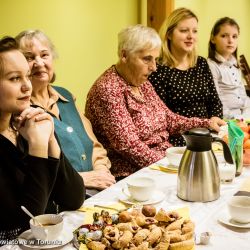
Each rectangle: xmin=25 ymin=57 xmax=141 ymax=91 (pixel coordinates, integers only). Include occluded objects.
xmin=85 ymin=24 xmax=225 ymax=179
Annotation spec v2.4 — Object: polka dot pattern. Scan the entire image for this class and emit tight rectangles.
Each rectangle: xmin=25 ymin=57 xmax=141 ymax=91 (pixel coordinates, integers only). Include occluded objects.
xmin=149 ymin=56 xmax=223 ymax=146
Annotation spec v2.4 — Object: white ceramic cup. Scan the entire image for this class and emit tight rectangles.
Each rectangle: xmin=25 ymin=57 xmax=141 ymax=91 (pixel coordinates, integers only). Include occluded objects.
xmin=30 ymin=214 xmax=63 ymax=240
xmin=124 ymin=177 xmax=156 ymax=201
xmin=228 ymin=196 xmax=250 ymax=223
xmin=166 ymin=147 xmax=186 ymax=167
xmin=218 ymin=163 xmax=236 ymax=183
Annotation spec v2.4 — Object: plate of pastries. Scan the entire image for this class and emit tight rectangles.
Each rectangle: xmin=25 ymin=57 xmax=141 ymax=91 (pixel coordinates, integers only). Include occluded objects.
xmin=73 ymin=205 xmax=195 ymax=250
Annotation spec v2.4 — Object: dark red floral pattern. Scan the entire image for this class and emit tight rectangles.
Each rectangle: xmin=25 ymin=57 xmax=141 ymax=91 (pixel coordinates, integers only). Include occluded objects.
xmin=85 ymin=66 xmax=210 ymax=177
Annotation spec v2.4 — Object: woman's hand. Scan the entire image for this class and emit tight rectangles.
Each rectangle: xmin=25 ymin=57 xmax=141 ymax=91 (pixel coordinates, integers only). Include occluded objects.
xmin=15 ymin=107 xmax=54 ymax=139
xmin=209 ymin=116 xmax=226 ymax=132
xmin=14 ymin=107 xmax=55 ymax=157
xmin=80 ymin=169 xmax=116 ymax=190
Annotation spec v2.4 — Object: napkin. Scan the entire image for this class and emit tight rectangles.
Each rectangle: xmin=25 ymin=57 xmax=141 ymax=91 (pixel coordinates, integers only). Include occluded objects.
xmin=79 ymin=206 xmax=193 ymax=250
xmin=235 ymin=177 xmax=250 ymax=196
xmin=149 ymin=164 xmax=178 ymax=174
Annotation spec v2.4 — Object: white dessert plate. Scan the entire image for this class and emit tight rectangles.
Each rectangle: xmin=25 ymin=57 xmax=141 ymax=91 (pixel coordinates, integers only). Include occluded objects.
xmin=218 ymin=210 xmax=250 ymax=229
xmin=18 ymin=228 xmax=73 ymax=249
xmin=119 ymin=189 xmax=165 ymax=205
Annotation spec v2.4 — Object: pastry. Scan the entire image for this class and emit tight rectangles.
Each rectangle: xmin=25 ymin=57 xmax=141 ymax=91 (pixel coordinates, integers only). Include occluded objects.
xmin=155 ymin=208 xmax=172 ymax=222
xmin=117 ymin=222 xmax=140 ymax=233
xmin=86 ymin=241 xmax=106 ymax=250
xmin=112 ymin=230 xmax=133 ymax=249
xmin=154 ymin=241 xmax=170 ymax=250
xmin=103 ymin=225 xmax=119 ymax=241
xmin=169 ymin=239 xmax=195 ymax=250
xmin=166 ymin=219 xmax=183 ymax=231
xmin=119 ymin=210 xmax=132 ymax=223
xmin=141 ymin=205 xmax=156 ymax=217
xmin=181 ymin=220 xmax=195 ymax=234
xmin=147 ymin=226 xmax=162 ymax=246
xmin=133 ymin=228 xmax=150 ymax=246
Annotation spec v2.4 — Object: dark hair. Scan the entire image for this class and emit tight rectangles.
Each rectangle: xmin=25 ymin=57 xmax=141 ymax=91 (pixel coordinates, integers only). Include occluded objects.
xmin=208 ymin=17 xmax=240 ymax=63
xmin=0 ymin=36 xmax=18 ymax=52
xmin=0 ymin=37 xmax=18 ymax=78
xmin=0 ymin=37 xmax=20 ymax=130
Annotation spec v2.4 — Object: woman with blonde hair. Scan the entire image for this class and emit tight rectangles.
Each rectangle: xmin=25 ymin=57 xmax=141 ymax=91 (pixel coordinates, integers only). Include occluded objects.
xmin=149 ymin=8 xmax=223 ymax=146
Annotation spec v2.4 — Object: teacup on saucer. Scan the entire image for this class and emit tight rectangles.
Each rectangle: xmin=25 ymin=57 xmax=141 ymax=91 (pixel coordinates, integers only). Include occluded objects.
xmin=227 ymin=196 xmax=250 ymax=223
xmin=30 ymin=214 xmax=63 ymax=240
xmin=123 ymin=176 xmax=156 ymax=202
xmin=166 ymin=147 xmax=186 ymax=167
xmin=120 ymin=189 xmax=165 ymax=205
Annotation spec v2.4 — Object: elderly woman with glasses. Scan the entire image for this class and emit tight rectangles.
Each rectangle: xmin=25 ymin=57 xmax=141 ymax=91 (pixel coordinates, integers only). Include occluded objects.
xmin=85 ymin=24 xmax=225 ymax=180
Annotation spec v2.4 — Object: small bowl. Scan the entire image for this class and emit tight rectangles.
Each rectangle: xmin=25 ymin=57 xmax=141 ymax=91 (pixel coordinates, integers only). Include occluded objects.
xmin=228 ymin=196 xmax=250 ymax=223
xmin=166 ymin=147 xmax=186 ymax=167
xmin=30 ymin=214 xmax=63 ymax=240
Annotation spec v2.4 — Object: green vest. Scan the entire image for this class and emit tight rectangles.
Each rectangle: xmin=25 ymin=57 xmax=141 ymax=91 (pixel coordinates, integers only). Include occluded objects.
xmin=53 ymin=86 xmax=93 ymax=172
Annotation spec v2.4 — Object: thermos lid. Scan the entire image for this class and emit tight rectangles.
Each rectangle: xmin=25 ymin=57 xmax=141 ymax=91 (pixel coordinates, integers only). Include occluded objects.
xmin=182 ymin=128 xmax=212 ymax=151
xmin=185 ymin=128 xmax=210 ymax=136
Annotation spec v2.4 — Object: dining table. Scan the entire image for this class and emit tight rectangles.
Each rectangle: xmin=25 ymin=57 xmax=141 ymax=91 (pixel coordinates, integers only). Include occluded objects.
xmin=1 ymin=157 xmax=250 ymax=250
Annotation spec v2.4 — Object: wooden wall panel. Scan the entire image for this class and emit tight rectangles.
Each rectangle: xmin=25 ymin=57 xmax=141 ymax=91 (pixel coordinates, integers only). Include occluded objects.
xmin=147 ymin=0 xmax=174 ymax=32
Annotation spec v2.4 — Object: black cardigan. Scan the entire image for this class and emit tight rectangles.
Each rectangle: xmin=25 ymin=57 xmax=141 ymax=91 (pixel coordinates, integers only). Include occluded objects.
xmin=0 ymin=134 xmax=85 ymax=240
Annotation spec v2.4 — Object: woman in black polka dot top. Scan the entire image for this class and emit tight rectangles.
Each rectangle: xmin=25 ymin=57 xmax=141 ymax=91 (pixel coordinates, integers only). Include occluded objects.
xmin=149 ymin=8 xmax=223 ymax=146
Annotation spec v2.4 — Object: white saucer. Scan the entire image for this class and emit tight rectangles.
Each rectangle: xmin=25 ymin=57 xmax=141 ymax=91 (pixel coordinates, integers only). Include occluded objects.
xmin=218 ymin=210 xmax=250 ymax=229
xmin=119 ymin=189 xmax=165 ymax=205
xmin=18 ymin=228 xmax=73 ymax=249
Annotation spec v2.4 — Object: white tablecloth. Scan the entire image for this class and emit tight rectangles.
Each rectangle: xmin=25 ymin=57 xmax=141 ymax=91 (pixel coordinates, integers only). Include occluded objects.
xmin=1 ymin=159 xmax=250 ymax=250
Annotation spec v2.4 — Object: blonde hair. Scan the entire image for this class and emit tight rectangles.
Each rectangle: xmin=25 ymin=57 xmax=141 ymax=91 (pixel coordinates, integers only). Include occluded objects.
xmin=159 ymin=8 xmax=198 ymax=68
xmin=117 ymin=24 xmax=161 ymax=57
xmin=16 ymin=29 xmax=58 ymax=59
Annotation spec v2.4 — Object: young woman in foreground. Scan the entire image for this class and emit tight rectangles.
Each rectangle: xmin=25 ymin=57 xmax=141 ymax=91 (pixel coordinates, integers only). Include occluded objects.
xmin=0 ymin=37 xmax=84 ymax=241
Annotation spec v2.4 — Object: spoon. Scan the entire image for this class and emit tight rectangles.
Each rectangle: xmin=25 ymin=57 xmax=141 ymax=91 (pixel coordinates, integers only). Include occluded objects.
xmin=21 ymin=206 xmax=43 ymax=227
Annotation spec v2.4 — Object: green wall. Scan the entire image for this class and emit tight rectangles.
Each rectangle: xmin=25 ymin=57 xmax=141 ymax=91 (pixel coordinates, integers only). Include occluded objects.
xmin=0 ymin=0 xmax=140 ymax=110
xmin=175 ymin=0 xmax=250 ymax=61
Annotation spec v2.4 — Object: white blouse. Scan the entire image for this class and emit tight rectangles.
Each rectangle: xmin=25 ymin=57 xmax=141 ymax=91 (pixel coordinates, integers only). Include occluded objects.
xmin=207 ymin=53 xmax=250 ymax=119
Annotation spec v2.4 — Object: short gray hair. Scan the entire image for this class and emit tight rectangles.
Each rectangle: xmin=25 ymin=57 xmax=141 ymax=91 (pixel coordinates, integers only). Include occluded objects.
xmin=118 ymin=24 xmax=161 ymax=57
xmin=16 ymin=29 xmax=58 ymax=59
